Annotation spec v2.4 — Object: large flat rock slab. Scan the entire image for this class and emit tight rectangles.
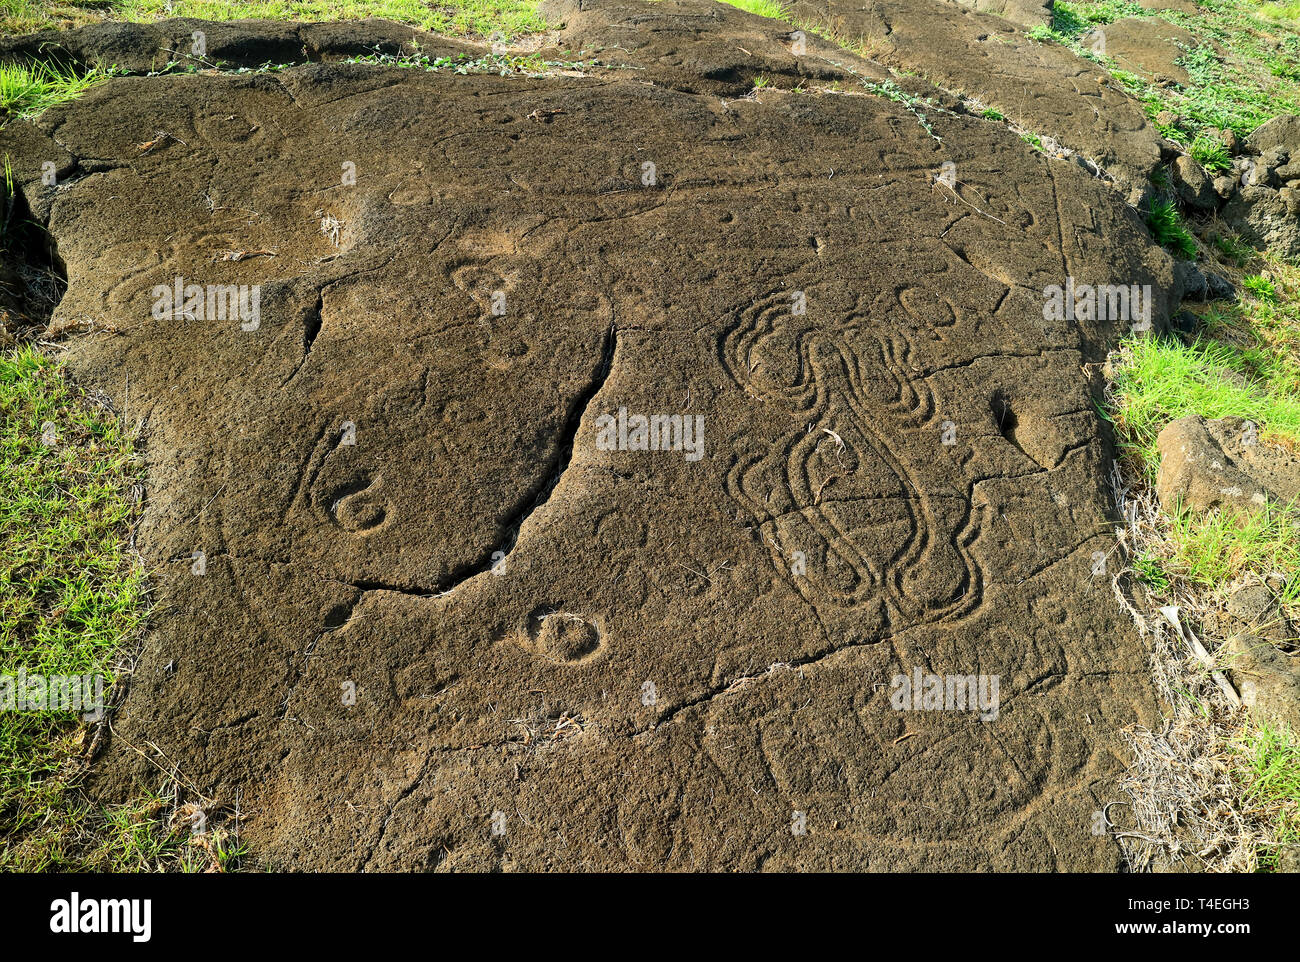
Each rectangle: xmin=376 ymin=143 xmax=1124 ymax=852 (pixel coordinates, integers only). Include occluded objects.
xmin=3 ymin=4 xmax=1176 ymax=869
xmin=1097 ymin=17 xmax=1198 ymax=87
xmin=0 ymin=17 xmax=480 ymax=72
xmin=785 ymin=0 xmax=1165 ymax=188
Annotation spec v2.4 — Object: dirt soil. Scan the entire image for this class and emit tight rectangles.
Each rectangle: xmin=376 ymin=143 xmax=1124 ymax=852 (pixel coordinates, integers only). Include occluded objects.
xmin=1 ymin=0 xmax=1187 ymax=870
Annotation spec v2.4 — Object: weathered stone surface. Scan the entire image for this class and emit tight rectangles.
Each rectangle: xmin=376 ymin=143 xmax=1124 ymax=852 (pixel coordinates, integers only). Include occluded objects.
xmin=538 ymin=0 xmax=894 ymax=95
xmin=1171 ymin=154 xmax=1217 ymax=212
xmin=1222 ymin=633 xmax=1300 ymax=734
xmin=1224 ymin=580 xmax=1294 ymax=648
xmin=948 ymin=0 xmax=1053 ymax=28
xmin=1138 ymin=0 xmax=1199 ymax=12
xmin=1211 ymin=115 xmax=1300 ymax=254
xmin=785 ymin=0 xmax=1164 ymax=188
xmin=0 ymin=17 xmax=479 ymax=72
xmin=1 ymin=0 xmax=1179 ymax=870
xmin=1222 ymin=183 xmax=1300 ymax=259
xmin=1156 ymin=415 xmax=1300 ymax=514
xmin=1206 ymin=270 xmax=1235 ymax=300
xmin=1247 ymin=114 xmax=1300 ymax=158
xmin=1093 ymin=18 xmax=1197 ymax=87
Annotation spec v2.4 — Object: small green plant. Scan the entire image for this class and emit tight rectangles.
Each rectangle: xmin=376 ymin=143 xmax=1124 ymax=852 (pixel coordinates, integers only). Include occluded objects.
xmin=1109 ymin=334 xmax=1300 ymax=478
xmin=981 ymin=107 xmax=1004 ymax=121
xmin=342 ymin=49 xmax=591 ymax=76
xmin=1146 ymin=200 xmax=1197 ymax=259
xmin=721 ymin=0 xmax=790 ymax=18
xmin=1244 ymin=274 xmax=1279 ymax=303
xmin=1 ymin=154 xmax=14 ymax=244
xmin=1190 ymin=134 xmax=1233 ymax=173
xmin=1214 ymin=231 xmax=1256 ymax=268
xmin=1166 ymin=500 xmax=1300 ymax=612
xmin=854 ymin=76 xmax=943 ymax=141
xmin=1230 ymin=721 xmax=1300 ymax=866
xmin=1133 ymin=551 xmax=1172 ymax=593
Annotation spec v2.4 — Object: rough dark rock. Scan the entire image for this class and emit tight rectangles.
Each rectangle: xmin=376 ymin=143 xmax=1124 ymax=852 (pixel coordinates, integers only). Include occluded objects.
xmin=1208 ymin=115 xmax=1300 ymax=255
xmin=1174 ymin=261 xmax=1207 ymax=302
xmin=0 ymin=0 xmax=1183 ymax=871
xmin=1222 ymin=184 xmax=1300 ymax=258
xmin=0 ymin=17 xmax=479 ymax=72
xmin=1206 ymin=271 xmax=1236 ymax=301
xmin=1221 ymin=633 xmax=1300 ymax=734
xmin=1156 ymin=415 xmax=1300 ymax=514
xmin=1137 ymin=0 xmax=1199 ymax=12
xmin=1224 ymin=580 xmax=1294 ymax=649
xmin=1247 ymin=114 xmax=1300 ymax=158
xmin=1095 ymin=18 xmax=1197 ymax=87
xmin=1170 ymin=154 xmax=1217 ymax=212
xmin=777 ymin=0 xmax=1164 ymax=190
xmin=949 ymin=0 xmax=1053 ymax=28
xmin=538 ymin=0 xmax=895 ymax=95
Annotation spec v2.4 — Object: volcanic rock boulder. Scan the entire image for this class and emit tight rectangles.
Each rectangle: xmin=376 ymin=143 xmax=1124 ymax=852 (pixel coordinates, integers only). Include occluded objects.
xmin=1216 ymin=114 xmax=1300 ymax=257
xmin=0 ymin=17 xmax=479 ymax=72
xmin=1221 ymin=633 xmax=1300 ymax=734
xmin=1156 ymin=415 xmax=1300 ymax=514
xmin=948 ymin=0 xmax=1053 ymax=29
xmin=1170 ymin=154 xmax=1217 ymax=213
xmin=783 ymin=0 xmax=1164 ymax=192
xmin=2 ymin=2 xmax=1179 ymax=870
xmin=538 ymin=0 xmax=896 ymax=95
xmin=1093 ymin=18 xmax=1198 ymax=87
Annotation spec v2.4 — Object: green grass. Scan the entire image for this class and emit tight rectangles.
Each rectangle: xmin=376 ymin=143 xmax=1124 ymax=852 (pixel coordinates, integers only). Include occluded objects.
xmin=1200 ymin=252 xmax=1300 ymax=396
xmin=1189 ymin=133 xmax=1233 ymax=173
xmin=1166 ymin=499 xmax=1300 ymax=610
xmin=1230 ymin=721 xmax=1300 ymax=866
xmin=1134 ymin=550 xmax=1173 ymax=592
xmin=1243 ymin=273 xmax=1279 ymax=303
xmin=1146 ymin=199 xmax=1197 ymax=259
xmin=721 ymin=0 xmax=790 ymax=19
xmin=2 ymin=154 xmax=14 ymax=241
xmin=1214 ymin=229 xmax=1257 ymax=268
xmin=0 ymin=0 xmax=546 ymax=39
xmin=0 ymin=345 xmax=152 ymax=869
xmin=0 ymin=60 xmax=110 ymax=119
xmin=1028 ymin=0 xmax=1300 ymax=145
xmin=1260 ymin=2 xmax=1300 ymax=23
xmin=1110 ymin=335 xmax=1300 ymax=479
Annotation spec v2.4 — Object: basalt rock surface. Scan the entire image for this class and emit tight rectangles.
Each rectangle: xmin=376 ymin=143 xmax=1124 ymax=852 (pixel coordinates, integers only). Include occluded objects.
xmin=0 ymin=0 xmax=1183 ymax=870
xmin=1156 ymin=415 xmax=1300 ymax=514
xmin=784 ymin=0 xmax=1166 ymax=193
